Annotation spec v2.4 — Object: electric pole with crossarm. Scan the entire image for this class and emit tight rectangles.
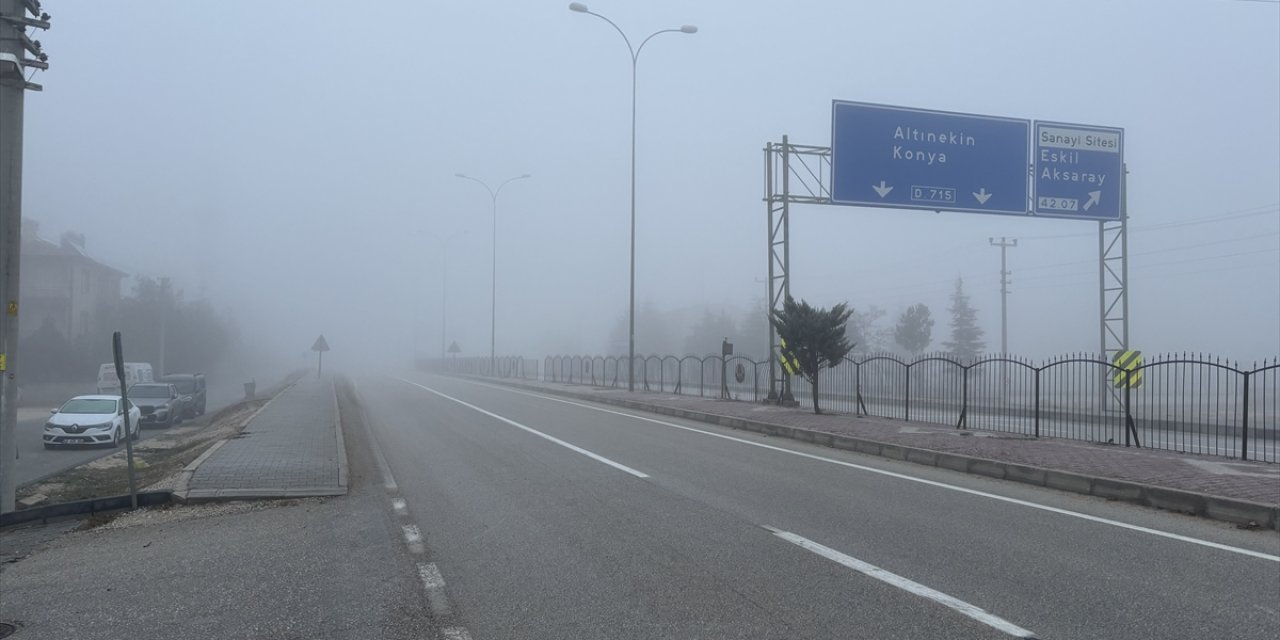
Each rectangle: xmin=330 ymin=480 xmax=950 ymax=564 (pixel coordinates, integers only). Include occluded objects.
xmin=0 ymin=0 xmax=50 ymax=514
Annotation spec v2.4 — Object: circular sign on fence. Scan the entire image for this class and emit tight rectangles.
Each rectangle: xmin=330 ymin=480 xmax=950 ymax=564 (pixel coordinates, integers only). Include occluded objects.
xmin=734 ymin=363 xmax=746 ymax=383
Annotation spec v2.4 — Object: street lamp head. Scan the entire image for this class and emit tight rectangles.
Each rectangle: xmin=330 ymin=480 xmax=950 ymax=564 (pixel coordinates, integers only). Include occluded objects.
xmin=568 ymin=2 xmax=588 ymax=12
xmin=455 ymin=173 xmax=467 ymax=178
xmin=680 ymin=25 xmax=698 ymax=34
xmin=520 ymin=174 xmax=532 ymax=179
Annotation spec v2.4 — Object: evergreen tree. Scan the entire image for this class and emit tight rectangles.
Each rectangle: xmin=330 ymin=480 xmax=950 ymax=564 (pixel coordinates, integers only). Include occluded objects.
xmin=894 ymin=303 xmax=934 ymax=355
xmin=844 ymin=306 xmax=888 ymax=354
xmin=943 ymin=278 xmax=985 ymax=360
xmin=771 ymin=297 xmax=855 ymax=414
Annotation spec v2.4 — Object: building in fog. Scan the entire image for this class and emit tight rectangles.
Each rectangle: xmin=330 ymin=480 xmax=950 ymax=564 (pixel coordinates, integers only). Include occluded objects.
xmin=19 ymin=219 xmax=127 ymax=341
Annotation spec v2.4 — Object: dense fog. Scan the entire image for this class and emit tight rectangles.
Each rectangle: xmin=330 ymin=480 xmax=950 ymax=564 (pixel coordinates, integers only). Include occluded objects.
xmin=15 ymin=0 xmax=1279 ymax=384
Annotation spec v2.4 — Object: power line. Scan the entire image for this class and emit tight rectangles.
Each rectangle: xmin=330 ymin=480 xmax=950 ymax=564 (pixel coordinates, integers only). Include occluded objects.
xmin=1019 ymin=203 xmax=1279 ymax=240
xmin=1016 ymin=259 xmax=1280 ymax=291
xmin=1015 ymin=247 xmax=1280 ymax=285
xmin=1018 ymin=232 xmax=1279 ymax=272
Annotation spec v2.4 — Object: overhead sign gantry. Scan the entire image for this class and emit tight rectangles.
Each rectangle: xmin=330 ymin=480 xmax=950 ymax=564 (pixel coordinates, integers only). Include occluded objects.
xmin=764 ymin=101 xmax=1127 ymax=402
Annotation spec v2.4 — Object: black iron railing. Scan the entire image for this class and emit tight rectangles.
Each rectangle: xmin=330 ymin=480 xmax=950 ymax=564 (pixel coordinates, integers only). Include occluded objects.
xmin=427 ymin=352 xmax=1279 ymax=463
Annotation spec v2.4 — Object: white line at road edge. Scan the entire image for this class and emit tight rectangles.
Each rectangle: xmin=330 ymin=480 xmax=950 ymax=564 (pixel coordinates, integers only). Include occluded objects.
xmin=454 ymin=378 xmax=1280 ymax=563
xmin=765 ymin=526 xmax=1038 ymax=639
xmin=397 ymin=378 xmax=650 ymax=479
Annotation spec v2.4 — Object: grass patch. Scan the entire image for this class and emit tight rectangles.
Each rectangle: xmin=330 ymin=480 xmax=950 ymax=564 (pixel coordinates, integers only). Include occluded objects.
xmin=17 ymin=399 xmax=267 ymax=507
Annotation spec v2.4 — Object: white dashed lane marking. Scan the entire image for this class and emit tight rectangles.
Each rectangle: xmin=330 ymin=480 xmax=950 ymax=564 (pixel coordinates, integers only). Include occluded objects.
xmin=418 ymin=562 xmax=446 ymax=590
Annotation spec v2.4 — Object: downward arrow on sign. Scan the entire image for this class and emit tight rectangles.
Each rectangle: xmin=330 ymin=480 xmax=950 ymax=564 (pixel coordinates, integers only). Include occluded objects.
xmin=973 ymin=188 xmax=992 ymax=205
xmin=872 ymin=181 xmax=893 ymax=198
xmin=1083 ymin=190 xmax=1102 ymax=211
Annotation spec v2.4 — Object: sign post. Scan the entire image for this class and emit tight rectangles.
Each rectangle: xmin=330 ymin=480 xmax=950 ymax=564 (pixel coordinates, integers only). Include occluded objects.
xmin=112 ymin=331 xmax=138 ymax=510
xmin=721 ymin=338 xmax=733 ymax=399
xmin=311 ymin=335 xmax=330 ymax=378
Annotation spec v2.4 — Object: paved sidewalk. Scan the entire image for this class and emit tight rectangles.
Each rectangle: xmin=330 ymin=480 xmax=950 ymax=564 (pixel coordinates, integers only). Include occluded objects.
xmin=476 ymin=377 xmax=1280 ymax=529
xmin=180 ymin=376 xmax=346 ymax=500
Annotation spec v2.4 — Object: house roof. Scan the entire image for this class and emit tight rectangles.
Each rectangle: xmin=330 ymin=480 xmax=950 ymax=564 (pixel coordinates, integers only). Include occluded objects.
xmin=22 ymin=227 xmax=129 ymax=278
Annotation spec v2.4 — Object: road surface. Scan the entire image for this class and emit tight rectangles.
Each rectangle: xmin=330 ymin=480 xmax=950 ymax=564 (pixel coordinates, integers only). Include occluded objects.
xmin=13 ymin=379 xmax=252 ymax=488
xmin=349 ymin=372 xmax=1279 ymax=640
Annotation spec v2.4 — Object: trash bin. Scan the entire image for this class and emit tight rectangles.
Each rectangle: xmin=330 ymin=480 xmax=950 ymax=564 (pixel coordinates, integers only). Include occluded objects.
xmin=244 ymin=380 xmax=256 ymax=400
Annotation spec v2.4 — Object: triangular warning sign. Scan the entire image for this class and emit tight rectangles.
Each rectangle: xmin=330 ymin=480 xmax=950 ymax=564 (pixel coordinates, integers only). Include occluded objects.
xmin=447 ymin=341 xmax=461 ymax=354
xmin=311 ymin=335 xmax=331 ymax=352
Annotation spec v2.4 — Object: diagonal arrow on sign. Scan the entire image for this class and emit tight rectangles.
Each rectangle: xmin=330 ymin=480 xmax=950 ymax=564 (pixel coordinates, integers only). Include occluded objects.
xmin=1083 ymin=190 xmax=1101 ymax=211
xmin=973 ymin=188 xmax=992 ymax=205
xmin=872 ymin=181 xmax=893 ymax=198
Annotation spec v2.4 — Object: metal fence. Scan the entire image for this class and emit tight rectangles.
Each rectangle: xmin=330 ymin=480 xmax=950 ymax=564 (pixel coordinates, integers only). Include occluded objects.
xmin=420 ymin=356 xmax=541 ymax=380
xmin=488 ymin=352 xmax=1279 ymax=463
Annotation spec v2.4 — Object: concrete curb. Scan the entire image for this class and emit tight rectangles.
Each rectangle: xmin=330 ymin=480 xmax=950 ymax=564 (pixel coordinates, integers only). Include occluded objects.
xmin=475 ymin=377 xmax=1280 ymax=531
xmin=180 ymin=487 xmax=345 ymax=502
xmin=332 ymin=377 xmax=349 ymax=493
xmin=0 ymin=491 xmax=174 ymax=528
xmin=170 ymin=439 xmax=228 ymax=500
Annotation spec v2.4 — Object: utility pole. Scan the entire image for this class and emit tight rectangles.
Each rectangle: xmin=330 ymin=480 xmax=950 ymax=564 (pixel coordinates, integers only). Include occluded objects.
xmin=0 ymin=0 xmax=50 ymax=514
xmin=988 ymin=237 xmax=1017 ymax=355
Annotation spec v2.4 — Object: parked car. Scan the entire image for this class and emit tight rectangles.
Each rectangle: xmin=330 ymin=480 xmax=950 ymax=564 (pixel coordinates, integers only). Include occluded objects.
xmin=97 ymin=362 xmax=154 ymax=395
xmin=161 ymin=373 xmax=206 ymax=418
xmin=44 ymin=395 xmax=141 ymax=449
xmin=128 ymin=383 xmax=187 ymax=428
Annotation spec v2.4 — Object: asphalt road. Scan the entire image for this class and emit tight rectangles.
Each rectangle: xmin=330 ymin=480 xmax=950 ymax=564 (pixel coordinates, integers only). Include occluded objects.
xmin=357 ymin=372 xmax=1280 ymax=640
xmin=13 ymin=380 xmax=251 ymax=488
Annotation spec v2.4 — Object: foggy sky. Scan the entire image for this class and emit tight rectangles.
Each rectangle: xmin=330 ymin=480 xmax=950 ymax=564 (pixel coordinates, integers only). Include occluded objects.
xmin=18 ymin=0 xmax=1280 ymax=370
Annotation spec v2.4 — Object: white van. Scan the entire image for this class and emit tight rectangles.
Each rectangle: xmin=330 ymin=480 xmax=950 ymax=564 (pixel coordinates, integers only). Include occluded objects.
xmin=97 ymin=362 xmax=155 ymax=395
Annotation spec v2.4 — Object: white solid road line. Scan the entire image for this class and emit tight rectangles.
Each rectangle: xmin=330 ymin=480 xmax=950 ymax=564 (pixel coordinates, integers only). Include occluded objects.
xmin=397 ymin=378 xmax=650 ymax=479
xmin=441 ymin=628 xmax=472 ymax=640
xmin=456 ymin=378 xmax=1280 ymax=563
xmin=765 ymin=526 xmax=1038 ymax=639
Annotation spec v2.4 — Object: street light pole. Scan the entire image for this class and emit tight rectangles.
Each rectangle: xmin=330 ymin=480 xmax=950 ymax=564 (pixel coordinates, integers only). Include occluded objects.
xmin=456 ymin=174 xmax=530 ymax=376
xmin=569 ymin=2 xmax=696 ymax=392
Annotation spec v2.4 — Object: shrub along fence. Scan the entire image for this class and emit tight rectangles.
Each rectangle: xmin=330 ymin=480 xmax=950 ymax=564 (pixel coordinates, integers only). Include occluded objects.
xmin=425 ymin=353 xmax=1278 ymax=463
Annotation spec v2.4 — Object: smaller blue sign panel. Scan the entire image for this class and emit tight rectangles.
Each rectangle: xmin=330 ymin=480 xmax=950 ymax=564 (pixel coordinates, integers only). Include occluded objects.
xmin=831 ymin=101 xmax=1031 ymax=216
xmin=1033 ymin=121 xmax=1124 ymax=220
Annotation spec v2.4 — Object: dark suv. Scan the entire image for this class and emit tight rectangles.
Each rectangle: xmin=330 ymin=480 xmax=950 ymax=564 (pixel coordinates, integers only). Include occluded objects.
xmin=161 ymin=373 xmax=207 ymax=418
xmin=128 ymin=383 xmax=186 ymax=428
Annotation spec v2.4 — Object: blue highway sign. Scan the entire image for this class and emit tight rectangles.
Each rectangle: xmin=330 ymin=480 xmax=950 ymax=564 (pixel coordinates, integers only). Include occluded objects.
xmin=831 ymin=101 xmax=1030 ymax=216
xmin=1033 ymin=121 xmax=1124 ymax=220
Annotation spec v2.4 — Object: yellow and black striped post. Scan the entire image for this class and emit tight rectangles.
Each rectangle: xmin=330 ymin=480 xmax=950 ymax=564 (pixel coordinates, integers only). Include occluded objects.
xmin=1112 ymin=350 xmax=1143 ymax=389
xmin=778 ymin=338 xmax=801 ymax=377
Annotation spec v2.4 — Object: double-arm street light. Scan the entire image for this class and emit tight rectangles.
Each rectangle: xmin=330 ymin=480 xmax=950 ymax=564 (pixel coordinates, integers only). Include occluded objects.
xmin=455 ymin=173 xmax=531 ymax=375
xmin=568 ymin=2 xmax=696 ymax=392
